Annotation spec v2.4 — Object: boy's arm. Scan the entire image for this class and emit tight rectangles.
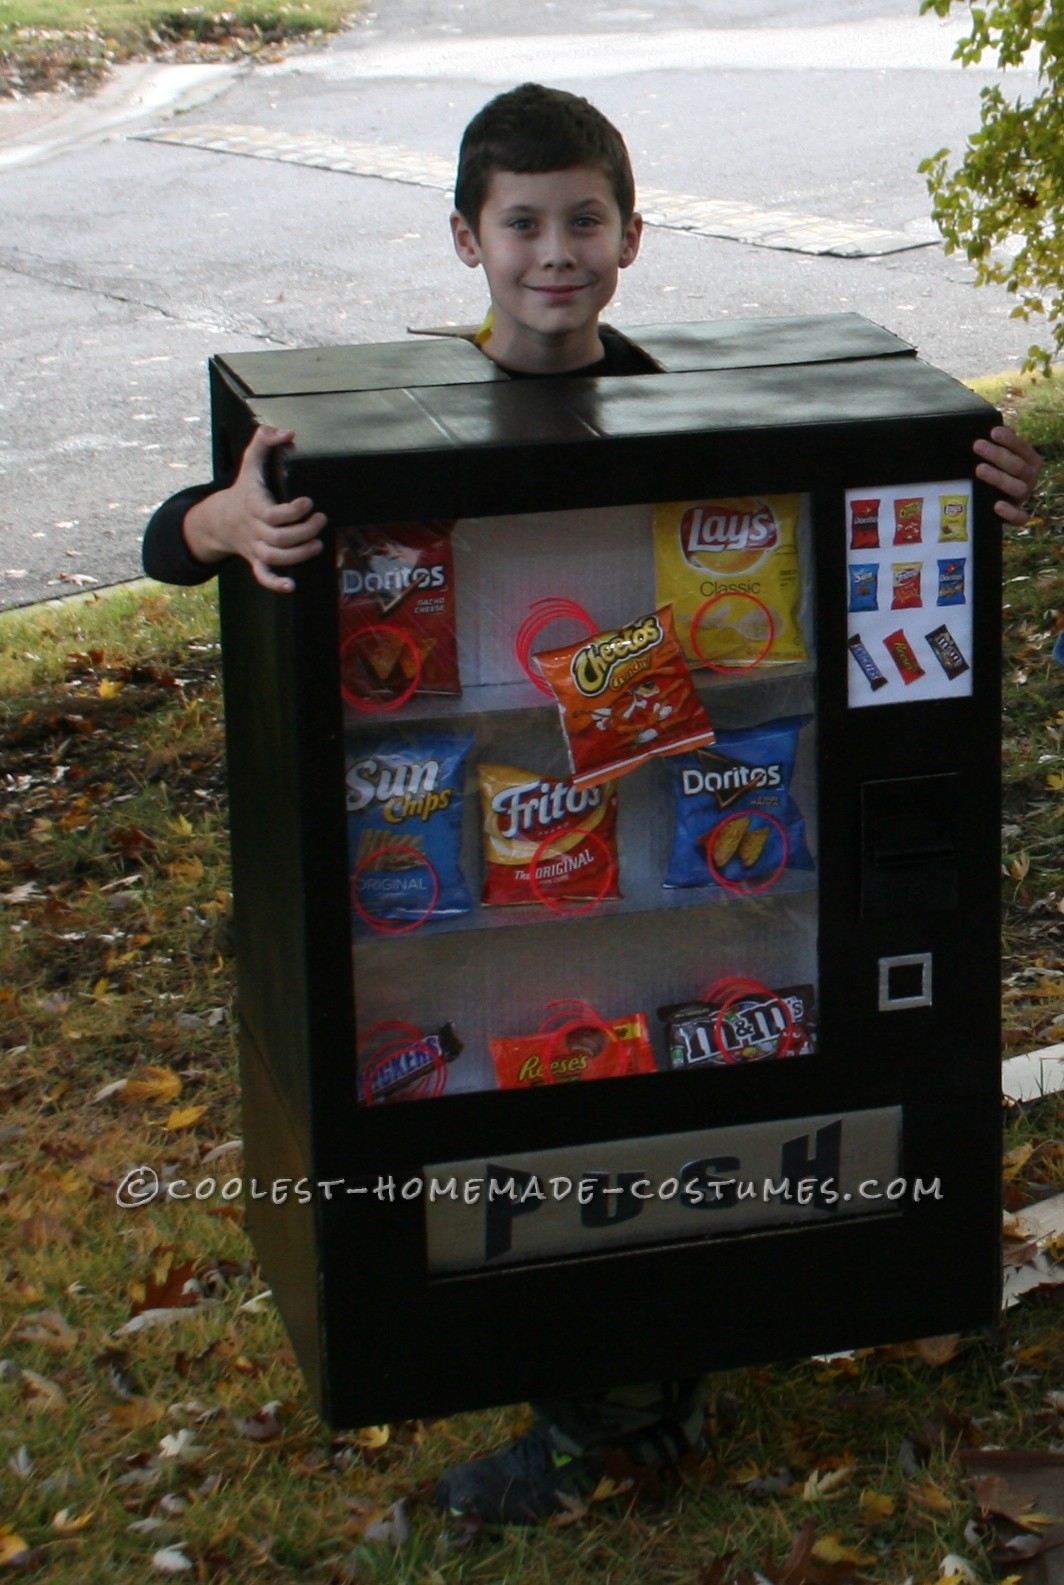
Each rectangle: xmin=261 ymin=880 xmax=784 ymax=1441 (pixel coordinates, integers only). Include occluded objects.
xmin=973 ymin=425 xmax=1043 ymax=526
xmin=142 ymin=426 xmax=327 ymax=593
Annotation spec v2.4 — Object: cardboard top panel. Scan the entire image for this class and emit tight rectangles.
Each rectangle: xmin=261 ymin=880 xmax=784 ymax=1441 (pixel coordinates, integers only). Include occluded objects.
xmin=243 ymin=356 xmax=991 ymax=463
xmin=215 ymin=313 xmax=914 ymax=398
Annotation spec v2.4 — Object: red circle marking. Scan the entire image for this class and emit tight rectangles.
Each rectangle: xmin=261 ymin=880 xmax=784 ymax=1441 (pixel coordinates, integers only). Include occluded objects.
xmin=702 ymin=977 xmax=796 ymax=1065
xmin=358 ymin=1019 xmax=424 ymax=1106
xmin=690 ymin=592 xmax=776 ymax=673
xmin=539 ymin=1003 xmax=614 ymax=1085
xmin=703 ymin=810 xmax=789 ymax=895
xmin=351 ymin=842 xmax=441 ymax=934
xmin=340 ymin=623 xmax=423 ymax=713
xmin=528 ymin=825 xmax=617 ymax=916
xmin=515 ymin=598 xmax=597 ymax=695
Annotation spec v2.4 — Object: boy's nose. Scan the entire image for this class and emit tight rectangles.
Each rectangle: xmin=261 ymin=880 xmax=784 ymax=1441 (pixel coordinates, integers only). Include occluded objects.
xmin=539 ymin=226 xmax=577 ymax=268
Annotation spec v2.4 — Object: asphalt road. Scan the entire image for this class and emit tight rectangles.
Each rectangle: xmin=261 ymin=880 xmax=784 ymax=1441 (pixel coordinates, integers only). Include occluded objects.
xmin=0 ymin=0 xmax=1042 ymax=608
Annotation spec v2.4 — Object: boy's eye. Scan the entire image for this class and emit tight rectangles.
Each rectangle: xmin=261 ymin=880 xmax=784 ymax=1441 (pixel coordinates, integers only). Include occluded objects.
xmin=574 ymin=213 xmax=603 ymax=229
xmin=507 ymin=217 xmax=536 ymax=231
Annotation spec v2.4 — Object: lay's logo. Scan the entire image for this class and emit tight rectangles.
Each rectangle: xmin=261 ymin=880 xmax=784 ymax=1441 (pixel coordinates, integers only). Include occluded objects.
xmin=681 ymin=502 xmax=779 ymax=559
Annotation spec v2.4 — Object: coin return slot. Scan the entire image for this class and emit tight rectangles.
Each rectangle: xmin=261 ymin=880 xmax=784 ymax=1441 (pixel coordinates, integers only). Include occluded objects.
xmin=878 ymin=953 xmax=932 ymax=1012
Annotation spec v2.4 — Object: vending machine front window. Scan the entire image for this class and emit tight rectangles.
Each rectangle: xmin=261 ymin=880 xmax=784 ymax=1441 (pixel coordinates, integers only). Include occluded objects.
xmin=212 ymin=315 xmax=1003 ymax=1426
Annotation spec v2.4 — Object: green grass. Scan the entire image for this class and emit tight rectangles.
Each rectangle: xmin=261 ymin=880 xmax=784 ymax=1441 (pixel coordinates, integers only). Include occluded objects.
xmin=4 ymin=428 xmax=1064 ymax=1583
xmin=0 ymin=0 xmax=353 ymax=94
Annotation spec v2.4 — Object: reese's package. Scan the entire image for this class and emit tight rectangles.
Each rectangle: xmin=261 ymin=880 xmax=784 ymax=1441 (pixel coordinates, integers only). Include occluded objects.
xmin=654 ymin=495 xmax=808 ymax=670
xmin=346 ymin=731 xmax=473 ymax=926
xmin=535 ymin=606 xmax=714 ymax=788
xmin=338 ymin=522 xmax=460 ymax=706
xmin=478 ymin=763 xmax=622 ymax=909
xmin=664 ymin=716 xmax=814 ymax=891
xmin=491 ymin=1012 xmax=657 ymax=1088
xmin=659 ymin=984 xmax=817 ymax=1067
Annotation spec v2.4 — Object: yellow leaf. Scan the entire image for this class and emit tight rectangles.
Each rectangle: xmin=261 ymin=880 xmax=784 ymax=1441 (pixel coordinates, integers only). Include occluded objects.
xmin=1010 ymin=852 xmax=1031 ymax=881
xmin=52 ymin=1508 xmax=94 ymax=1534
xmin=169 ymin=815 xmax=194 ymax=837
xmin=124 ymin=1066 xmax=182 ymax=1104
xmin=1048 ymin=770 xmax=1064 ymax=791
xmin=0 ymin=1532 xmax=31 ymax=1565
xmin=97 ymin=679 xmax=123 ymax=699
xmin=859 ymin=1489 xmax=897 ymax=1522
xmin=910 ymin=1480 xmax=953 ymax=1514
xmin=108 ymin=1398 xmax=165 ymax=1430
xmin=812 ymin=1536 xmax=875 ymax=1565
xmin=353 ymin=1424 xmax=390 ymax=1449
xmin=92 ymin=977 xmax=115 ymax=1000
xmin=165 ymin=1105 xmax=207 ymax=1131
xmin=589 ymin=1475 xmax=635 ymax=1502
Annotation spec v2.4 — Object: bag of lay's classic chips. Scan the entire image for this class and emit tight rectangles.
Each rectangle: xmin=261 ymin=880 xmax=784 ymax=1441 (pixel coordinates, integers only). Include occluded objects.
xmin=346 ymin=732 xmax=473 ymax=927
xmin=478 ymin=764 xmax=622 ymax=909
xmin=664 ymin=716 xmax=814 ymax=891
xmin=654 ymin=495 xmax=808 ymax=671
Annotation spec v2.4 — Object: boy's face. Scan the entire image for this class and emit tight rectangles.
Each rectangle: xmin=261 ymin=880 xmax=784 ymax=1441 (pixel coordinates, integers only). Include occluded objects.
xmin=450 ymin=164 xmax=642 ymax=373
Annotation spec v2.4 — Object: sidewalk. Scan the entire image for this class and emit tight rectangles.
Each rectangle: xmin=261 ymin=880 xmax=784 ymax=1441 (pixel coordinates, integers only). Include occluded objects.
xmin=0 ymin=57 xmax=241 ymax=168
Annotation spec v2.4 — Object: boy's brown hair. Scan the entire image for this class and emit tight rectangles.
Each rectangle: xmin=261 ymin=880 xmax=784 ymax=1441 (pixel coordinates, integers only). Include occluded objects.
xmin=453 ymin=82 xmax=636 ymax=232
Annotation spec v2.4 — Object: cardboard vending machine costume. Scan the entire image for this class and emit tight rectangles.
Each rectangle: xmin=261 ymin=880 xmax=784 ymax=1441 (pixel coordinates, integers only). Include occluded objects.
xmin=210 ymin=315 xmax=1001 ymax=1427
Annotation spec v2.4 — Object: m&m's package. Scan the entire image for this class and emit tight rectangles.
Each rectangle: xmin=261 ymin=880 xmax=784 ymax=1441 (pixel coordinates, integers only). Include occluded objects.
xmin=346 ymin=731 xmax=473 ymax=927
xmin=664 ymin=716 xmax=814 ymax=891
xmin=338 ymin=522 xmax=460 ymax=706
xmin=654 ymin=495 xmax=807 ymax=669
xmin=535 ymin=606 xmax=714 ymax=789
xmin=478 ymin=764 xmax=622 ymax=909
xmin=659 ymin=983 xmax=817 ymax=1067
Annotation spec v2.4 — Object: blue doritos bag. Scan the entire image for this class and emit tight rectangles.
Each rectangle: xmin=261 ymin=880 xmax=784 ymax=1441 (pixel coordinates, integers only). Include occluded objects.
xmin=346 ymin=732 xmax=473 ymax=926
xmin=664 ymin=716 xmax=814 ymax=891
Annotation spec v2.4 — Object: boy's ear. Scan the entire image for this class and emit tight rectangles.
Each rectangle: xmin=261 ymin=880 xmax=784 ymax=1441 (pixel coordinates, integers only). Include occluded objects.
xmin=619 ymin=211 xmax=643 ymax=270
xmin=451 ymin=210 xmax=482 ymax=269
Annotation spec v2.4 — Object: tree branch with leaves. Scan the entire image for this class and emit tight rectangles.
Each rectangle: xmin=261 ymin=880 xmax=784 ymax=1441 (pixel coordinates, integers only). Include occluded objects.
xmin=920 ymin=0 xmax=1064 ymax=371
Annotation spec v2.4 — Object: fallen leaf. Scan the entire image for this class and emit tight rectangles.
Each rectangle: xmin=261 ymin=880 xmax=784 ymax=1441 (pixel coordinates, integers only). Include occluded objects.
xmin=164 ymin=1106 xmax=207 ymax=1132
xmin=914 ymin=1333 xmax=962 ymax=1366
xmin=859 ymin=1489 xmax=896 ymax=1522
xmin=233 ymin=1401 xmax=285 ymax=1442
xmin=52 ymin=1508 xmax=93 ymax=1534
xmin=124 ymin=1066 xmax=181 ymax=1104
xmin=14 ymin=1309 xmax=78 ymax=1352
xmin=22 ymin=1367 xmax=66 ymax=1411
xmin=803 ymin=1464 xmax=855 ymax=1499
xmin=353 ymin=1424 xmax=390 ymax=1450
xmin=0 ymin=1531 xmax=31 ymax=1566
xmin=151 ymin=1548 xmax=194 ymax=1574
xmin=812 ymin=1534 xmax=875 ymax=1565
xmin=362 ymin=1499 xmax=410 ymax=1546
xmin=17 ymin=1214 xmax=74 ymax=1249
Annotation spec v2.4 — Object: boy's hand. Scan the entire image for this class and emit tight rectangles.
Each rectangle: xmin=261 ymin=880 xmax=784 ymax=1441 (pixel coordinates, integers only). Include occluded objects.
xmin=973 ymin=425 xmax=1043 ymax=526
xmin=182 ymin=425 xmax=327 ymax=592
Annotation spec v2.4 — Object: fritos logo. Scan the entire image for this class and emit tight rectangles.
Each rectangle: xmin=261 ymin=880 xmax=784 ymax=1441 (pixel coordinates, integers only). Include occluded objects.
xmin=680 ymin=498 xmax=779 ymax=576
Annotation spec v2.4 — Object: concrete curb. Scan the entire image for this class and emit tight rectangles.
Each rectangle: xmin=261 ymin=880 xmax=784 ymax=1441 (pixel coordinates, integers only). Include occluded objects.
xmin=0 ymin=59 xmax=244 ymax=169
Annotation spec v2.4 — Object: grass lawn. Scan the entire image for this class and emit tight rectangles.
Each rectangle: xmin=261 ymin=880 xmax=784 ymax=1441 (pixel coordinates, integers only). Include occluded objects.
xmin=0 ymin=0 xmax=353 ymax=94
xmin=2 ymin=380 xmax=1064 ymax=1583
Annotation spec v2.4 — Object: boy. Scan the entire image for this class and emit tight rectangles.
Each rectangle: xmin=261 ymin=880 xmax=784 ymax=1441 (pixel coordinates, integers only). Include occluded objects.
xmin=142 ymin=84 xmax=1042 ymax=1522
